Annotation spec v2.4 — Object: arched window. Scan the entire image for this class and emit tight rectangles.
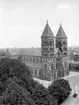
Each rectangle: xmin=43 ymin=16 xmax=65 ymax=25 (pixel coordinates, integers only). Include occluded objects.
xmin=30 ymin=58 xmax=32 ymax=60
xmin=37 ymin=58 xmax=38 ymax=62
xmin=51 ymin=64 xmax=53 ymax=69
xmin=33 ymin=58 xmax=35 ymax=61
xmin=44 ymin=64 xmax=47 ymax=69
xmin=63 ymin=41 xmax=67 ymax=45
xmin=30 ymin=69 xmax=33 ymax=75
xmin=65 ymin=62 xmax=66 ymax=67
xmin=49 ymin=41 xmax=52 ymax=45
xmin=26 ymin=57 xmax=28 ymax=60
xmin=35 ymin=70 xmax=37 ymax=76
xmin=58 ymin=52 xmax=60 ymax=56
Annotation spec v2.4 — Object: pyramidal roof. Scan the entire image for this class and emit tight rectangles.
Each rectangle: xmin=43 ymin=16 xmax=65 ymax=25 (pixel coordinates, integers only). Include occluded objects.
xmin=56 ymin=23 xmax=67 ymax=38
xmin=41 ymin=21 xmax=54 ymax=38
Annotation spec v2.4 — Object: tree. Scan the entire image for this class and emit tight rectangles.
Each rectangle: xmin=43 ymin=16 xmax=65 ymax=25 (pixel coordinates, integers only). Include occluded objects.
xmin=0 ymin=58 xmax=33 ymax=91
xmin=31 ymin=80 xmax=58 ymax=105
xmin=0 ymin=78 xmax=35 ymax=105
xmin=48 ymin=78 xmax=72 ymax=104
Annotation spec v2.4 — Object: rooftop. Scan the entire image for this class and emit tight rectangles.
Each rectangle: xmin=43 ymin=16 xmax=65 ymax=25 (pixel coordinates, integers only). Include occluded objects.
xmin=41 ymin=21 xmax=54 ymax=38
xmin=56 ymin=23 xmax=67 ymax=38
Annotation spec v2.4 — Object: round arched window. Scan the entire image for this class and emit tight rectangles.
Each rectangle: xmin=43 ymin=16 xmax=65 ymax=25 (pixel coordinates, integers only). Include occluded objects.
xmin=51 ymin=64 xmax=53 ymax=69
xmin=44 ymin=64 xmax=47 ymax=69
xmin=65 ymin=62 xmax=66 ymax=67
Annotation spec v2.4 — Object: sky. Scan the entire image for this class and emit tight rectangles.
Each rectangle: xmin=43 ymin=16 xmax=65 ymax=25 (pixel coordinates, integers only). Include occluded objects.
xmin=0 ymin=0 xmax=79 ymax=48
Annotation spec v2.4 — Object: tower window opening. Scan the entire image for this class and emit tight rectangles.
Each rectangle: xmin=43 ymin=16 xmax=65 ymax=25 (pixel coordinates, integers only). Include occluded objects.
xmin=49 ymin=41 xmax=52 ymax=45
xmin=44 ymin=64 xmax=47 ymax=69
xmin=63 ymin=42 xmax=67 ymax=45
xmin=51 ymin=64 xmax=53 ymax=69
xmin=43 ymin=41 xmax=48 ymax=45
xmin=58 ymin=52 xmax=60 ymax=56
xmin=65 ymin=62 xmax=66 ymax=67
xmin=58 ymin=42 xmax=62 ymax=46
xmin=50 ymin=54 xmax=54 ymax=57
xmin=64 ymin=52 xmax=67 ymax=55
xmin=50 ymin=48 xmax=54 ymax=51
xmin=64 ymin=47 xmax=67 ymax=51
xmin=44 ymin=48 xmax=48 ymax=51
xmin=59 ymin=48 xmax=62 ymax=52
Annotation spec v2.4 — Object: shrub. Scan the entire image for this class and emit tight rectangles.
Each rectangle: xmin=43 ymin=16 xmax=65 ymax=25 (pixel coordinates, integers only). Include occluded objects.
xmin=31 ymin=80 xmax=58 ymax=105
xmin=48 ymin=78 xmax=72 ymax=104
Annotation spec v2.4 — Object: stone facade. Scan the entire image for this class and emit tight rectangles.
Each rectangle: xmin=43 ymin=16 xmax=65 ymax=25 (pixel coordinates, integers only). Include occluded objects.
xmin=4 ymin=22 xmax=69 ymax=81
xmin=38 ymin=22 xmax=69 ymax=80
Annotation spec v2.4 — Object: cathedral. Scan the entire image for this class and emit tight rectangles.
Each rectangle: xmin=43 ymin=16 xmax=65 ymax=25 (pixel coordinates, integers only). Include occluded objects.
xmin=1 ymin=21 xmax=69 ymax=81
xmin=20 ymin=21 xmax=69 ymax=81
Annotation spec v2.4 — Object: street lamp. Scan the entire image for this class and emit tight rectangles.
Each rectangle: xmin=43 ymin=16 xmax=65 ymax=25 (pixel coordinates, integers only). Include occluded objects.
xmin=73 ymin=84 xmax=77 ymax=98
xmin=74 ymin=84 xmax=76 ymax=93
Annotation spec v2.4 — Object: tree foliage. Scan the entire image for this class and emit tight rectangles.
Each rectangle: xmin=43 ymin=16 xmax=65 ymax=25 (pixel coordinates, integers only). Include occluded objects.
xmin=0 ymin=58 xmax=33 ymax=91
xmin=31 ymin=80 xmax=58 ymax=105
xmin=0 ymin=58 xmax=72 ymax=105
xmin=0 ymin=78 xmax=35 ymax=105
xmin=48 ymin=78 xmax=72 ymax=104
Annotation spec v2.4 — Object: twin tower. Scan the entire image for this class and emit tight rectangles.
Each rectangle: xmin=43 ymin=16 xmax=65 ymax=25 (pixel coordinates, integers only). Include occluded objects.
xmin=41 ymin=21 xmax=67 ymax=58
xmin=40 ymin=21 xmax=69 ymax=80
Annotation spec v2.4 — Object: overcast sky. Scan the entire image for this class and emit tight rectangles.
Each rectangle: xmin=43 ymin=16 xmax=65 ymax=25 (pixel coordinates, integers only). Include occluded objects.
xmin=0 ymin=0 xmax=79 ymax=48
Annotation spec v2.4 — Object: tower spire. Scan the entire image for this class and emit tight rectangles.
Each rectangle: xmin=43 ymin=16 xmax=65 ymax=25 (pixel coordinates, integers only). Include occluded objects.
xmin=47 ymin=20 xmax=48 ymax=24
xmin=56 ymin=23 xmax=67 ymax=38
xmin=60 ymin=22 xmax=62 ymax=26
xmin=41 ymin=20 xmax=54 ymax=38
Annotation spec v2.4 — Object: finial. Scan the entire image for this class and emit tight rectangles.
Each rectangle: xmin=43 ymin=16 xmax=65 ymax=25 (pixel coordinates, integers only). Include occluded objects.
xmin=60 ymin=22 xmax=62 ymax=26
xmin=47 ymin=20 xmax=48 ymax=24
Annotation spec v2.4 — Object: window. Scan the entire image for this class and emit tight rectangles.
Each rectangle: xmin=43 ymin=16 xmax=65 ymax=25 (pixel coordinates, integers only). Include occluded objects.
xmin=33 ymin=58 xmax=35 ymax=61
xmin=58 ymin=52 xmax=60 ymax=56
xmin=43 ymin=41 xmax=48 ymax=45
xmin=63 ymin=47 xmax=67 ymax=50
xmin=37 ymin=58 xmax=38 ymax=62
xmin=58 ymin=42 xmax=62 ymax=46
xmin=44 ymin=48 xmax=48 ymax=51
xmin=35 ymin=70 xmax=37 ymax=76
xmin=50 ymin=48 xmax=54 ymax=51
xmin=27 ymin=57 xmax=28 ymax=60
xmin=56 ymin=63 xmax=59 ymax=69
xmin=65 ymin=62 xmax=66 ymax=67
xmin=30 ymin=58 xmax=32 ymax=60
xmin=31 ymin=69 xmax=33 ymax=75
xmin=50 ymin=54 xmax=54 ymax=57
xmin=44 ymin=64 xmax=47 ymax=69
xmin=64 ymin=52 xmax=67 ymax=55
xmin=44 ymin=54 xmax=48 ymax=57
xmin=56 ymin=42 xmax=62 ymax=47
xmin=63 ymin=42 xmax=67 ymax=45
xmin=59 ymin=48 xmax=62 ymax=52
xmin=49 ymin=41 xmax=52 ymax=45
xmin=51 ymin=64 xmax=53 ymax=69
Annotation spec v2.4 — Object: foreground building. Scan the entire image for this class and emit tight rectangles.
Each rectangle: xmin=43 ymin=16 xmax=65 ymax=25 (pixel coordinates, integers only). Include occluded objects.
xmin=20 ymin=21 xmax=69 ymax=80
xmin=1 ymin=21 xmax=69 ymax=81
